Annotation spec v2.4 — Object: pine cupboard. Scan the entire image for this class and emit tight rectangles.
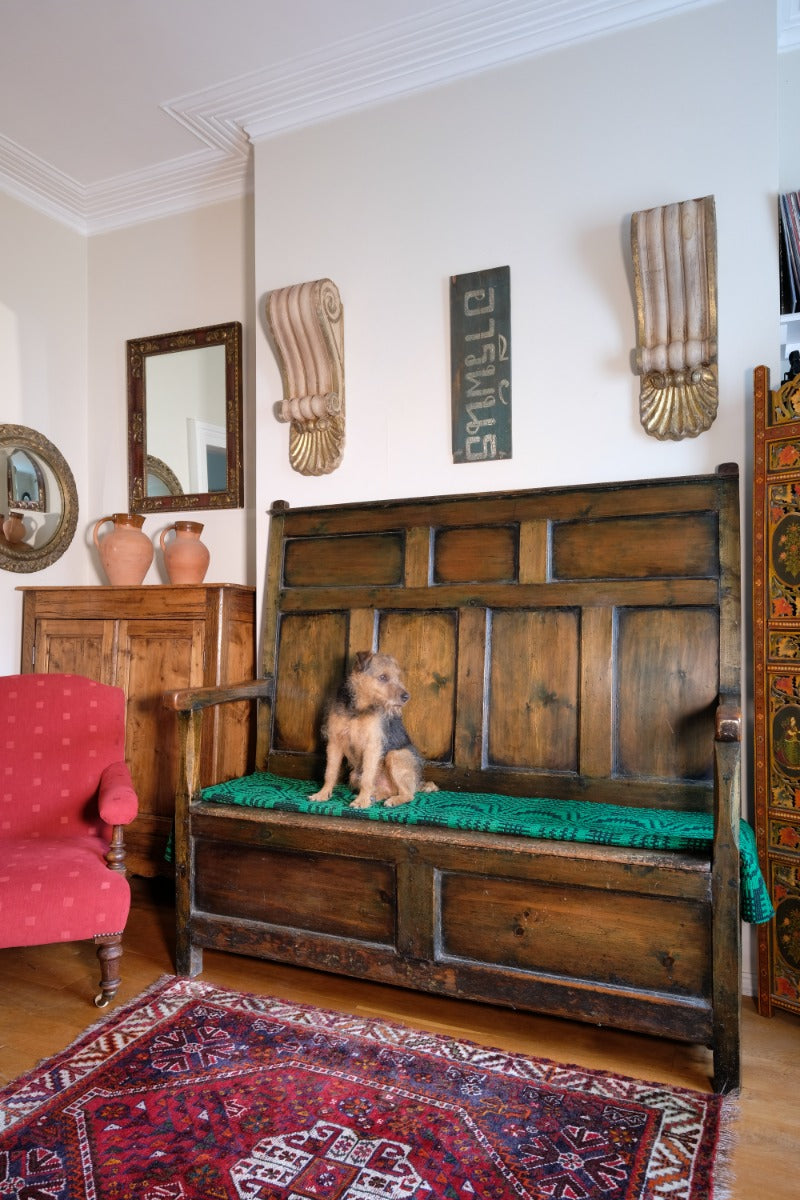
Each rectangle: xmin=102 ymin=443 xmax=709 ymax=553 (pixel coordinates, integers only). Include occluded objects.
xmin=19 ymin=585 xmax=255 ymax=877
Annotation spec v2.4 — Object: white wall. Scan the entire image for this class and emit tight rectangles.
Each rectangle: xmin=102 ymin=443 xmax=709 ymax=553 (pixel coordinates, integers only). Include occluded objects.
xmin=254 ymin=0 xmax=776 ymax=519
xmin=0 ymin=191 xmax=88 ymax=674
xmin=779 ymin=45 xmax=800 ymax=194
xmin=86 ymin=195 xmax=256 ymax=589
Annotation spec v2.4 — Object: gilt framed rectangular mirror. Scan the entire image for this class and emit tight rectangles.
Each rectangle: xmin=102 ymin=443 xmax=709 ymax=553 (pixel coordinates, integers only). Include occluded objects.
xmin=127 ymin=321 xmax=243 ymax=513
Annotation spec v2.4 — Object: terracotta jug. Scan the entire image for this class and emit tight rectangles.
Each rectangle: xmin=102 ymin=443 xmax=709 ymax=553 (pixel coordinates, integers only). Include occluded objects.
xmin=2 ymin=511 xmax=26 ymax=544
xmin=159 ymin=520 xmax=210 ymax=584
xmin=93 ymin=513 xmax=153 ymax=585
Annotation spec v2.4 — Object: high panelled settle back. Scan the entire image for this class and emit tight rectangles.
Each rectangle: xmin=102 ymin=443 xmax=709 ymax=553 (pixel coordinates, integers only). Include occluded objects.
xmin=259 ymin=469 xmax=739 ymax=814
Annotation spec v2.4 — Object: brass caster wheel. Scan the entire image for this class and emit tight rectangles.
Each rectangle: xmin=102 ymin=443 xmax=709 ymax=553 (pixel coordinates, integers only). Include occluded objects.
xmin=94 ymin=993 xmax=110 ymax=1008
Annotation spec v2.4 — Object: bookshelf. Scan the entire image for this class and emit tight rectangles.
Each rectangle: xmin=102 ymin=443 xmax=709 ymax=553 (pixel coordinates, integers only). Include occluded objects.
xmin=781 ymin=313 xmax=800 ymax=377
xmin=780 ymin=192 xmax=800 ymax=376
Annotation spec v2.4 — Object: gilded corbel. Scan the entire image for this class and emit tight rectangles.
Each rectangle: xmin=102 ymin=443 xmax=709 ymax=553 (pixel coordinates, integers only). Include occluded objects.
xmin=631 ymin=195 xmax=718 ymax=440
xmin=266 ymin=278 xmax=344 ymax=475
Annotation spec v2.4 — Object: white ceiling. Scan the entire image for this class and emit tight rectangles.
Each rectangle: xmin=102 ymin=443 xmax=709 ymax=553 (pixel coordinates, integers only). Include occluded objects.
xmin=0 ymin=0 xmax=791 ymax=235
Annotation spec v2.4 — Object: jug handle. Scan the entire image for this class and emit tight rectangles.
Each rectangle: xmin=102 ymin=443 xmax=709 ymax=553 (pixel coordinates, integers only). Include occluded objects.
xmin=93 ymin=516 xmax=113 ymax=550
xmin=159 ymin=524 xmax=176 ymax=553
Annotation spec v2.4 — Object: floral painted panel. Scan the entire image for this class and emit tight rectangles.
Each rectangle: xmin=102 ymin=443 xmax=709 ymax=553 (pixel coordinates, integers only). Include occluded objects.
xmin=769 ymin=437 xmax=800 ymax=472
xmin=769 ymin=631 xmax=800 ymax=661
xmin=770 ymin=860 xmax=800 ymax=1008
xmin=768 ymin=676 xmax=800 ymax=811
xmin=769 ymin=482 xmax=800 ymax=617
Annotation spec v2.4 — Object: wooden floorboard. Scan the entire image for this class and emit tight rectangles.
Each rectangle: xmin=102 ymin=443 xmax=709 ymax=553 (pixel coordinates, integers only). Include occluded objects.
xmin=1 ymin=876 xmax=798 ymax=1196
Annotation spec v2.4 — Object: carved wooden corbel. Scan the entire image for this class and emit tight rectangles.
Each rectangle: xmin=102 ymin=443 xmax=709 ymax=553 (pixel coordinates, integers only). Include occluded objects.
xmin=631 ymin=195 xmax=717 ymax=440
xmin=266 ymin=278 xmax=344 ymax=475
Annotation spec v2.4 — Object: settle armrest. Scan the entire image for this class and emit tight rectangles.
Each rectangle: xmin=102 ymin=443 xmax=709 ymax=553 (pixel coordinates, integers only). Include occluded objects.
xmin=164 ymin=677 xmax=274 ymax=713
xmin=167 ymin=678 xmax=273 ymax=804
xmin=98 ymin=761 xmax=138 ymax=826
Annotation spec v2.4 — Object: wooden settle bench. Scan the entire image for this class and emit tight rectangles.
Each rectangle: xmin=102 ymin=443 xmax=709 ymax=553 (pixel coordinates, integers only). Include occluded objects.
xmin=168 ymin=466 xmax=752 ymax=1092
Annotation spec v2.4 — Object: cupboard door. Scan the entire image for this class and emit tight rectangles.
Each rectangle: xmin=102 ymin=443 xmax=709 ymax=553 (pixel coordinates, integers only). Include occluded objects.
xmin=115 ymin=618 xmax=205 ymax=876
xmin=28 ymin=618 xmax=115 ymax=682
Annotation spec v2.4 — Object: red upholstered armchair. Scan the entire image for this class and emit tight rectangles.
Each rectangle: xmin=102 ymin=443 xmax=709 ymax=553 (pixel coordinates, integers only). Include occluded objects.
xmin=0 ymin=674 xmax=138 ymax=1006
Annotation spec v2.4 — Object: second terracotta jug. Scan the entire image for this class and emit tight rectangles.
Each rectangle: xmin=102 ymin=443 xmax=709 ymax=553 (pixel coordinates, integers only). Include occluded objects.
xmin=159 ymin=520 xmax=210 ymax=584
xmin=93 ymin=513 xmax=153 ymax=585
xmin=2 ymin=511 xmax=26 ymax=545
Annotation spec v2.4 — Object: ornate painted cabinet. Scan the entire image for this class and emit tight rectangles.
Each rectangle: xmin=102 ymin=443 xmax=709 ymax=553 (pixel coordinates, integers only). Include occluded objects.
xmin=753 ymin=364 xmax=800 ymax=1017
xmin=19 ymin=584 xmax=255 ymax=878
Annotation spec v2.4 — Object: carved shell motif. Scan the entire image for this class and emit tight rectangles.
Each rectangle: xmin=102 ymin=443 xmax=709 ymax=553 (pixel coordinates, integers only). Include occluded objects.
xmin=639 ymin=364 xmax=718 ymax=440
xmin=266 ymin=279 xmax=345 ymax=475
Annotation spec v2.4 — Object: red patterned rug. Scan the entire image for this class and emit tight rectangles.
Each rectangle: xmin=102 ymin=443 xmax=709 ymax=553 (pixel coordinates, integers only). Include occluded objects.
xmin=0 ymin=976 xmax=734 ymax=1199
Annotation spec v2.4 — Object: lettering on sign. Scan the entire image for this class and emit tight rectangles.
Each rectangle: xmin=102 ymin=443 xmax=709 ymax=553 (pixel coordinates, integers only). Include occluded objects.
xmin=450 ymin=266 xmax=511 ymax=463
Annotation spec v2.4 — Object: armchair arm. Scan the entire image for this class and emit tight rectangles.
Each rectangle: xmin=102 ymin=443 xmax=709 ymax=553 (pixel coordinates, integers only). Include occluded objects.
xmin=98 ymin=760 xmax=138 ymax=826
xmin=98 ymin=760 xmax=138 ymax=876
xmin=163 ymin=677 xmax=273 ymax=713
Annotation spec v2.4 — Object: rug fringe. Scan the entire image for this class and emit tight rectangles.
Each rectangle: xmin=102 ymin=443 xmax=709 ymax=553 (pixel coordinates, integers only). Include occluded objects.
xmin=712 ymin=1092 xmax=740 ymax=1200
xmin=4 ymin=973 xmax=178 ymax=1088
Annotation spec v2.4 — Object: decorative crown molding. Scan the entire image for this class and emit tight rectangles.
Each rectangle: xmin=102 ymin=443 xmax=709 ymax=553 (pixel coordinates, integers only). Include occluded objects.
xmin=0 ymin=0 xmax=760 ymax=235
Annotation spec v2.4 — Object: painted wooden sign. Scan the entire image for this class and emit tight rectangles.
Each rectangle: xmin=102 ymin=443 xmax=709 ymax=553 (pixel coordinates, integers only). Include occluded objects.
xmin=450 ymin=265 xmax=511 ymax=463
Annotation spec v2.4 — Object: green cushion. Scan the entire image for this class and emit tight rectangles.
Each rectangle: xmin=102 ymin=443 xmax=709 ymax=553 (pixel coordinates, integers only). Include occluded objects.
xmin=200 ymin=771 xmax=774 ymax=925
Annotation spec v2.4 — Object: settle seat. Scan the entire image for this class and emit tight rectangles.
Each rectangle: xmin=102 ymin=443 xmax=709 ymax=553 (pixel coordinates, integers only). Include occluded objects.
xmin=0 ymin=673 xmax=138 ymax=1006
xmin=168 ymin=466 xmax=763 ymax=1092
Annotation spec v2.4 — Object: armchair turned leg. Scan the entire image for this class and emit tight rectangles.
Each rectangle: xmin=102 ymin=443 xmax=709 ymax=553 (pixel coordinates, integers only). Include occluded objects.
xmin=94 ymin=933 xmax=124 ymax=1007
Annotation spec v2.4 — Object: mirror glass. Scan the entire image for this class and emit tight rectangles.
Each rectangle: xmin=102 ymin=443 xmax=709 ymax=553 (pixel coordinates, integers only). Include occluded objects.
xmin=8 ymin=448 xmax=47 ymax=511
xmin=127 ymin=321 xmax=243 ymax=513
xmin=0 ymin=425 xmax=78 ymax=572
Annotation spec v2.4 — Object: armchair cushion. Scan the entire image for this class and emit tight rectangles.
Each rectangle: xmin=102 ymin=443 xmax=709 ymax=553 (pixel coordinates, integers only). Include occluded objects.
xmin=0 ymin=835 xmax=131 ymax=946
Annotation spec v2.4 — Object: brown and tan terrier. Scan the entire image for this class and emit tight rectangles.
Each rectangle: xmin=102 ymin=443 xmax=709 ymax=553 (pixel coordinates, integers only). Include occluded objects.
xmin=309 ymin=651 xmax=437 ymax=809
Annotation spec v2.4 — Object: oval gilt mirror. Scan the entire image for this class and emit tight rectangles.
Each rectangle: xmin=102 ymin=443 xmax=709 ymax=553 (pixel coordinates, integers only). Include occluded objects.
xmin=0 ymin=425 xmax=79 ymax=572
xmin=127 ymin=321 xmax=243 ymax=513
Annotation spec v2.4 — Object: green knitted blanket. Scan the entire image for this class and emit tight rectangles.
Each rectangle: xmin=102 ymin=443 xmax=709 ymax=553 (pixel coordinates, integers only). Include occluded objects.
xmin=199 ymin=771 xmax=773 ymax=925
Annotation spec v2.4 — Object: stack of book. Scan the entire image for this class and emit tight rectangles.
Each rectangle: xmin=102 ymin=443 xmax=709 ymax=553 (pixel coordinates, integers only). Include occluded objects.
xmin=780 ymin=192 xmax=800 ymax=314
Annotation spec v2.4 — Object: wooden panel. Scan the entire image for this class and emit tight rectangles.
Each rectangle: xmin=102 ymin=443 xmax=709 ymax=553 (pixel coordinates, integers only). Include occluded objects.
xmin=439 ymin=871 xmax=710 ymax=994
xmin=117 ymin=619 xmax=205 ymax=822
xmin=347 ymin=608 xmax=378 ymax=659
xmin=552 ymin=514 xmax=718 ymax=580
xmin=580 ymin=606 xmax=614 ymax=778
xmin=195 ymin=840 xmax=396 ymax=943
xmin=377 ymin=610 xmax=457 ymax=763
xmin=433 ymin=525 xmax=517 ymax=584
xmin=617 ymin=608 xmax=718 ymax=781
xmin=488 ymin=609 xmax=579 ymax=771
xmin=519 ymin=519 xmax=549 ymax=584
xmin=273 ymin=612 xmax=348 ymax=753
xmin=31 ymin=618 xmax=113 ymax=680
xmin=283 ymin=533 xmax=403 ymax=587
xmin=208 ymin=608 xmax=256 ymax=784
xmin=404 ymin=526 xmax=431 ymax=587
xmin=454 ymin=607 xmax=487 ymax=771
xmin=276 ymin=579 xmax=717 ymax=616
